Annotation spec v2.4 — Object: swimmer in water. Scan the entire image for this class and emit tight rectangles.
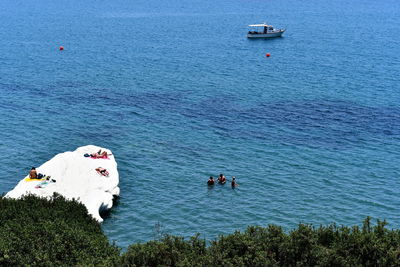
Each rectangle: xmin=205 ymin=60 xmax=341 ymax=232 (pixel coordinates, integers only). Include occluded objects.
xmin=231 ymin=176 xmax=238 ymax=188
xmin=207 ymin=176 xmax=215 ymax=185
xmin=218 ymin=173 xmax=226 ymax=184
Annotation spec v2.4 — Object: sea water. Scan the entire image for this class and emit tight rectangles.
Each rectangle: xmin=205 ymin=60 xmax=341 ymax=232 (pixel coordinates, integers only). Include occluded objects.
xmin=0 ymin=0 xmax=399 ymax=248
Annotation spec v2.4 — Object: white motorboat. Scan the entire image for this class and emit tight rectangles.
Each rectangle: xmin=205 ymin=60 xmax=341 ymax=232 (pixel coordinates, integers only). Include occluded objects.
xmin=247 ymin=23 xmax=285 ymax=38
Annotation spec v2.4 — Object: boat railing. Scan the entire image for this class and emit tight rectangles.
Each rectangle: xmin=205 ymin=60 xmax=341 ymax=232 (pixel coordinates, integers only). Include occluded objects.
xmin=248 ymin=30 xmax=282 ymax=34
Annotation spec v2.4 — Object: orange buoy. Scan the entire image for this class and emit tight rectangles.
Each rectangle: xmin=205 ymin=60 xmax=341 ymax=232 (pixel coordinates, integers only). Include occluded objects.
xmin=266 ymin=53 xmax=271 ymax=57
xmin=59 ymin=46 xmax=64 ymax=51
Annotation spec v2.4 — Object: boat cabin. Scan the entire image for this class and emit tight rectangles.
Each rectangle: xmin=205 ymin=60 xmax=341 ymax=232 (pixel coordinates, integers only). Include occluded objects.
xmin=247 ymin=23 xmax=285 ymax=38
xmin=248 ymin=24 xmax=277 ymax=34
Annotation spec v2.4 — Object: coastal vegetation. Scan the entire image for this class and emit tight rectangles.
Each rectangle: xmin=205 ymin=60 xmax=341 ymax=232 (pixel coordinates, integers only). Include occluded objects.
xmin=0 ymin=194 xmax=119 ymax=266
xmin=1 ymin=195 xmax=399 ymax=266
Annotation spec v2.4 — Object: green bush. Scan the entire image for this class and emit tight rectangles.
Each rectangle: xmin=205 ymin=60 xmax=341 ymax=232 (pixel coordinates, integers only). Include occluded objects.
xmin=120 ymin=234 xmax=207 ymax=267
xmin=0 ymin=194 xmax=119 ymax=266
xmin=1 ymin=195 xmax=400 ymax=266
xmin=120 ymin=218 xmax=400 ymax=267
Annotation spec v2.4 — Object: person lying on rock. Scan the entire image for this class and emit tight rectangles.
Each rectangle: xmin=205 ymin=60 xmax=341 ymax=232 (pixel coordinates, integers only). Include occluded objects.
xmin=91 ymin=150 xmax=111 ymax=158
xmin=95 ymin=167 xmax=109 ymax=177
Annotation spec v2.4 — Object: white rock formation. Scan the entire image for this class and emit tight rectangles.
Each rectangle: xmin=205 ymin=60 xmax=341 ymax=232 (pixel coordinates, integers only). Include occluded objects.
xmin=6 ymin=145 xmax=120 ymax=222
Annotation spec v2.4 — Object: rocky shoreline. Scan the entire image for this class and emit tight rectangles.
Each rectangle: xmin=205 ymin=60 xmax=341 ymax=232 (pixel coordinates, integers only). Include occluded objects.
xmin=5 ymin=145 xmax=120 ymax=222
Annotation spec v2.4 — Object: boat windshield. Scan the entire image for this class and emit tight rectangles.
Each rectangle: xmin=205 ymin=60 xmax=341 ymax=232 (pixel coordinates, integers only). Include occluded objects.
xmin=248 ymin=24 xmax=281 ymax=34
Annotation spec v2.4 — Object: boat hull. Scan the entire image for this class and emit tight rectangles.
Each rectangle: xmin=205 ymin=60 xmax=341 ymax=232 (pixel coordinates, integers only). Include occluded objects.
xmin=247 ymin=31 xmax=284 ymax=38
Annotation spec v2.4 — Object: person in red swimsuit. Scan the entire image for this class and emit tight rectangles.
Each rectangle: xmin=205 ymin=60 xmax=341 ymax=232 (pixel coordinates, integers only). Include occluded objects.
xmin=207 ymin=176 xmax=215 ymax=185
xmin=218 ymin=174 xmax=226 ymax=184
xmin=91 ymin=150 xmax=109 ymax=158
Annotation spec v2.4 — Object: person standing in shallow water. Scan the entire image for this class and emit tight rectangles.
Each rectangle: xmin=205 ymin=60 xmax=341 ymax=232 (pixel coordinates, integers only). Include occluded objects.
xmin=218 ymin=174 xmax=226 ymax=184
xmin=207 ymin=176 xmax=215 ymax=185
xmin=231 ymin=176 xmax=238 ymax=188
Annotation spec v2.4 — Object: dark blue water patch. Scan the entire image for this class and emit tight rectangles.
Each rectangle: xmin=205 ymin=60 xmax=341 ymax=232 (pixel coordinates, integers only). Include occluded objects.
xmin=64 ymin=84 xmax=400 ymax=150
xmin=4 ymin=78 xmax=400 ymax=152
xmin=115 ymin=90 xmax=188 ymax=112
xmin=253 ymin=99 xmax=400 ymax=135
xmin=0 ymin=83 xmax=40 ymax=108
xmin=180 ymin=98 xmax=400 ymax=149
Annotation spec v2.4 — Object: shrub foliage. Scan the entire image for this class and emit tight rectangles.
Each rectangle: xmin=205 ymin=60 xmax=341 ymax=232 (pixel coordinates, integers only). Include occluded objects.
xmin=1 ymin=195 xmax=399 ymax=266
xmin=121 ymin=218 xmax=400 ymax=267
xmin=0 ymin=194 xmax=119 ymax=266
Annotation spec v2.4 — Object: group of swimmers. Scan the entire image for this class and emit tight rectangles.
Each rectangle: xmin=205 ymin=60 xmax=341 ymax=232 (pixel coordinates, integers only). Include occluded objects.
xmin=207 ymin=173 xmax=238 ymax=188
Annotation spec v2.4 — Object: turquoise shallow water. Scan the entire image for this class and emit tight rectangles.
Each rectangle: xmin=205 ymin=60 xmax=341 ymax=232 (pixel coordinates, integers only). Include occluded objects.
xmin=1 ymin=0 xmax=400 ymax=248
